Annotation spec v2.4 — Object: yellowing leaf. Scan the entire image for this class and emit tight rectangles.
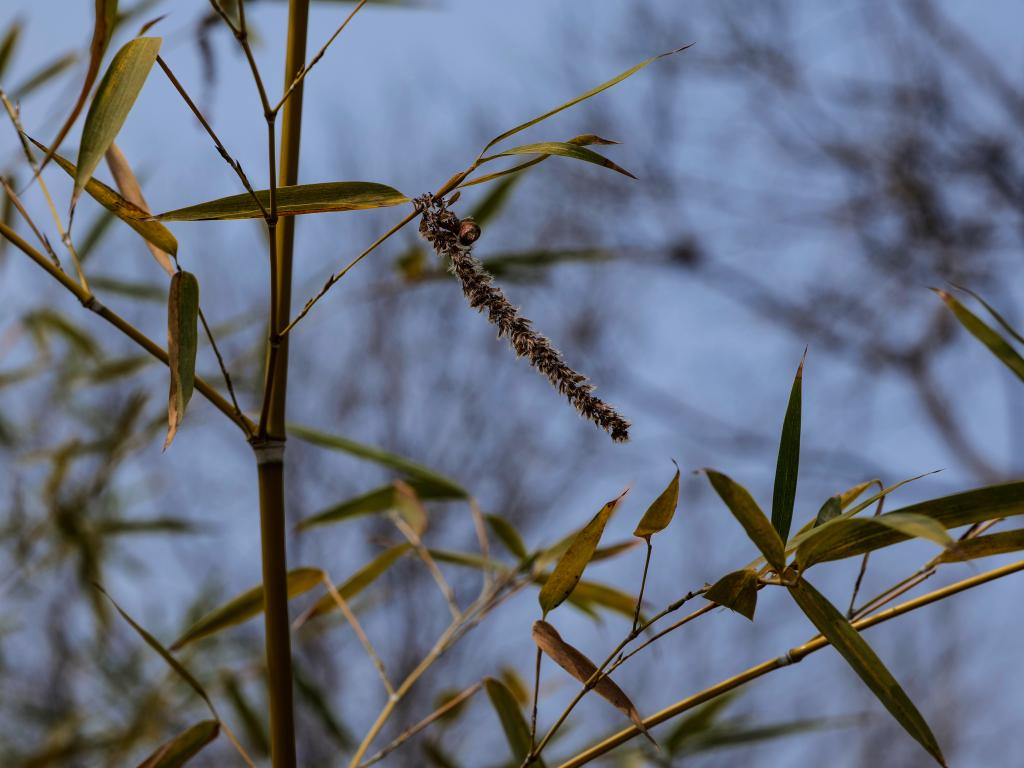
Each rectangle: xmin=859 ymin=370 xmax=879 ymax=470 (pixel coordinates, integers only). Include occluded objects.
xmin=633 ymin=461 xmax=680 ymax=539
xmin=137 ymin=720 xmax=219 ymax=768
xmin=532 ymin=620 xmax=655 ymax=745
xmin=935 ymin=288 xmax=1024 ymax=383
xmin=300 ymin=544 xmax=412 ymax=624
xmin=486 ymin=513 xmax=528 ymax=560
xmin=164 ymin=271 xmax=199 ymax=450
xmin=156 ymin=181 xmax=409 ymax=221
xmin=105 ymin=142 xmax=174 ymax=275
xmin=296 ymin=480 xmax=462 ymax=531
xmin=538 ymin=491 xmax=625 ymax=615
xmin=771 ymin=355 xmax=803 ymax=541
xmin=706 ymin=470 xmax=785 ymax=571
xmin=787 ymin=579 xmax=945 ymax=766
xmin=172 ymin=567 xmax=323 ymax=650
xmin=705 ymin=569 xmax=758 ymax=621
xmin=74 ymin=37 xmax=162 ymax=204
xmin=938 ymin=529 xmax=1024 ymax=563
xmin=480 ymin=141 xmax=635 ymax=179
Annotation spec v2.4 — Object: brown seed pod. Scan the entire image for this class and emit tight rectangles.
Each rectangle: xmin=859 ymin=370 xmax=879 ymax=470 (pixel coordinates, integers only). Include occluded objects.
xmin=458 ymin=217 xmax=481 ymax=246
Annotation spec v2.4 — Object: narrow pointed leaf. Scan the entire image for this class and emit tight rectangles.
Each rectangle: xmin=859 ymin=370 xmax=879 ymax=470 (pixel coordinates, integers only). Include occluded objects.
xmin=934 ymin=288 xmax=1024 ymax=383
xmin=705 ymin=568 xmax=758 ymax=621
xmin=813 ymin=495 xmax=842 ymax=527
xmin=105 ymin=142 xmax=174 ymax=274
xmin=485 ymin=513 xmax=528 ymax=560
xmin=797 ymin=514 xmax=951 ymax=570
xmin=164 ymin=271 xmax=198 ymax=450
xmin=484 ymin=677 xmax=535 ymax=765
xmin=706 ymin=470 xmax=785 ymax=570
xmin=137 ymin=720 xmax=219 ymax=768
xmin=633 ymin=461 xmax=680 ymax=538
xmin=303 ymin=544 xmax=411 ymax=621
xmin=480 ymin=141 xmax=635 ymax=179
xmin=0 ymin=18 xmax=22 ymax=79
xmin=771 ymin=356 xmax=803 ymax=541
xmin=568 ymin=580 xmax=639 ymax=620
xmin=296 ymin=480 xmax=462 ymax=531
xmin=950 ymin=284 xmax=1024 ymax=346
xmin=938 ymin=529 xmax=1024 ymax=563
xmin=37 ymin=0 xmax=117 ymax=173
xmin=482 ymin=45 xmax=691 ymax=153
xmin=172 ymin=567 xmax=323 ymax=649
xmin=532 ymin=620 xmax=656 ymax=745
xmin=787 ymin=579 xmax=945 ymax=765
xmin=223 ymin=676 xmax=269 ymax=757
xmin=156 ymin=181 xmax=408 ymax=221
xmin=74 ymin=37 xmax=162 ymax=202
xmin=538 ymin=491 xmax=625 ymax=614
xmin=11 ymin=52 xmax=79 ymax=100
xmin=33 ymin=139 xmax=179 ymax=257
xmin=289 ymin=424 xmax=465 ymax=496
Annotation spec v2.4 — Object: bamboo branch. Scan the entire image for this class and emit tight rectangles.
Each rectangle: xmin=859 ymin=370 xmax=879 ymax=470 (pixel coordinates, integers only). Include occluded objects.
xmin=321 ymin=574 xmax=395 ymax=697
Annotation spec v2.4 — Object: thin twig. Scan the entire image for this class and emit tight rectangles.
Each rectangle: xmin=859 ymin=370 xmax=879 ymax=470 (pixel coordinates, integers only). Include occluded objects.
xmin=390 ymin=486 xmax=460 ymax=620
xmin=632 ymin=540 xmax=653 ymax=633
xmin=529 ymin=646 xmax=543 ymax=749
xmin=197 ymin=306 xmax=252 ymax=438
xmin=273 ymin=0 xmax=369 ymax=115
xmin=468 ymin=497 xmax=493 ymax=590
xmin=847 ymin=488 xmax=887 ymax=617
xmin=321 ymin=574 xmax=394 ymax=697
xmin=0 ymin=177 xmax=58 ymax=264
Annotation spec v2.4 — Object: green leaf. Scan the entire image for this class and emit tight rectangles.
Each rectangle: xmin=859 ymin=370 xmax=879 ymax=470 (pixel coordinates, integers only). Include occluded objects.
xmin=172 ymin=567 xmax=323 ymax=650
xmin=568 ymin=580 xmax=639 ymax=620
xmin=813 ymin=495 xmax=842 ymax=527
xmin=137 ymin=720 xmax=219 ymax=768
xmin=480 ymin=141 xmax=635 ymax=179
xmin=705 ymin=470 xmax=785 ymax=571
xmin=74 ymin=36 xmax=161 ymax=203
xmin=293 ymin=663 xmax=354 ymax=750
xmin=538 ymin=491 xmax=625 ymax=614
xmin=223 ymin=675 xmax=269 ymax=757
xmin=794 ymin=482 xmax=1024 ymax=566
xmin=797 ymin=513 xmax=952 ymax=570
xmin=704 ymin=568 xmax=758 ymax=621
xmin=33 ymin=139 xmax=179 ymax=257
xmin=481 ymin=46 xmax=691 ymax=154
xmin=296 ymin=480 xmax=462 ymax=531
xmin=485 ymin=514 xmax=528 ymax=560
xmin=156 ymin=181 xmax=409 ymax=221
xmin=663 ymin=692 xmax=741 ymax=754
xmin=469 ymin=174 xmax=521 ymax=227
xmin=460 ymin=134 xmax=619 ymax=190
xmin=302 ymin=544 xmax=411 ymax=621
xmin=164 ymin=271 xmax=199 ymax=450
xmin=949 ymin=284 xmax=1024 ymax=346
xmin=95 ymin=517 xmax=199 ymax=536
xmin=938 ymin=529 xmax=1024 ymax=562
xmin=771 ymin=355 xmax=803 ymax=541
xmin=0 ymin=17 xmax=22 ymax=80
xmin=481 ymin=249 xmax=613 ymax=282
xmin=934 ymin=288 xmax=1024 ymax=383
xmin=289 ymin=424 xmax=465 ymax=496
xmin=10 ymin=52 xmax=79 ymax=100
xmin=483 ymin=677 xmax=535 ymax=765
xmin=787 ymin=579 xmax=945 ymax=765
xmin=633 ymin=461 xmax=680 ymax=539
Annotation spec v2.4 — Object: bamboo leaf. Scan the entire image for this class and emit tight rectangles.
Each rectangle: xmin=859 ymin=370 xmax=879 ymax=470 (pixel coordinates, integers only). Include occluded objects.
xmin=483 ymin=677 xmax=536 ymax=765
xmin=934 ymin=288 xmax=1024 ymax=383
xmin=302 ymin=544 xmax=411 ymax=621
xmin=771 ymin=355 xmax=803 ymax=541
xmin=36 ymin=0 xmax=116 ymax=172
xmin=480 ymin=141 xmax=635 ymax=179
xmin=105 ymin=142 xmax=174 ymax=274
xmin=813 ymin=495 xmax=842 ymax=527
xmin=787 ymin=579 xmax=946 ymax=765
xmin=469 ymin=174 xmax=521 ymax=227
xmin=538 ymin=491 xmax=625 ymax=614
xmin=706 ymin=470 xmax=785 ymax=571
xmin=223 ymin=675 xmax=269 ymax=757
xmin=459 ymin=134 xmax=618 ymax=190
xmin=568 ymin=580 xmax=639 ymax=620
xmin=289 ymin=424 xmax=465 ymax=496
xmin=704 ymin=568 xmax=758 ymax=621
xmin=137 ymin=720 xmax=219 ymax=768
xmin=74 ymin=36 xmax=162 ymax=204
xmin=532 ymin=620 xmax=656 ymax=745
xmin=950 ymin=284 xmax=1024 ymax=346
xmin=156 ymin=181 xmax=409 ymax=221
xmin=633 ymin=461 xmax=680 ymax=539
xmin=0 ymin=17 xmax=22 ymax=80
xmin=663 ymin=692 xmax=741 ymax=754
xmin=10 ymin=52 xmax=79 ymax=100
xmin=32 ymin=139 xmax=178 ymax=257
xmin=172 ymin=567 xmax=323 ymax=650
xmin=164 ymin=271 xmax=199 ymax=450
xmin=796 ymin=514 xmax=951 ymax=570
xmin=485 ymin=514 xmax=528 ymax=560
xmin=293 ymin=663 xmax=354 ymax=749
xmin=481 ymin=46 xmax=692 ymax=153
xmin=938 ymin=529 xmax=1024 ymax=563
xmin=296 ymin=480 xmax=462 ymax=531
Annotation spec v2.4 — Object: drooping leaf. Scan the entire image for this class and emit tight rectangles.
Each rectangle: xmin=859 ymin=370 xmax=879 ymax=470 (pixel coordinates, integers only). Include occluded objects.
xmin=37 ymin=0 xmax=117 ymax=173
xmin=137 ymin=720 xmax=219 ymax=768
xmin=88 ymin=276 xmax=165 ymax=302
xmin=633 ymin=461 xmax=680 ymax=539
xmin=705 ymin=568 xmax=758 ymax=621
xmin=172 ymin=567 xmax=323 ymax=649
xmin=705 ymin=470 xmax=785 ymax=571
xmin=296 ymin=480 xmax=462 ymax=531
xmin=568 ymin=580 xmax=639 ymax=621
xmin=532 ymin=620 xmax=655 ymax=745
xmin=461 ymin=134 xmax=621 ymax=190
xmin=164 ymin=271 xmax=199 ymax=450
xmin=538 ymin=491 xmax=625 ymax=615
xmin=289 ymin=424 xmax=465 ymax=496
xmin=105 ymin=142 xmax=174 ymax=274
xmin=481 ymin=46 xmax=692 ymax=154
xmin=485 ymin=513 xmax=528 ymax=560
xmin=938 ymin=529 xmax=1024 ymax=563
xmin=156 ymin=181 xmax=409 ymax=221
xmin=480 ymin=141 xmax=635 ymax=179
xmin=771 ymin=355 xmax=803 ymax=541
xmin=74 ymin=36 xmax=162 ymax=204
xmin=301 ymin=544 xmax=411 ymax=622
xmin=32 ymin=139 xmax=178 ymax=257
xmin=934 ymin=288 xmax=1024 ymax=383
xmin=483 ymin=677 xmax=535 ymax=765
xmin=787 ymin=579 xmax=945 ymax=765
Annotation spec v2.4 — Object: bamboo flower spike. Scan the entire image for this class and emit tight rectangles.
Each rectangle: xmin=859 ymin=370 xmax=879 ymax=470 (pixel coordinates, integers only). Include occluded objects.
xmin=415 ymin=194 xmax=631 ymax=442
